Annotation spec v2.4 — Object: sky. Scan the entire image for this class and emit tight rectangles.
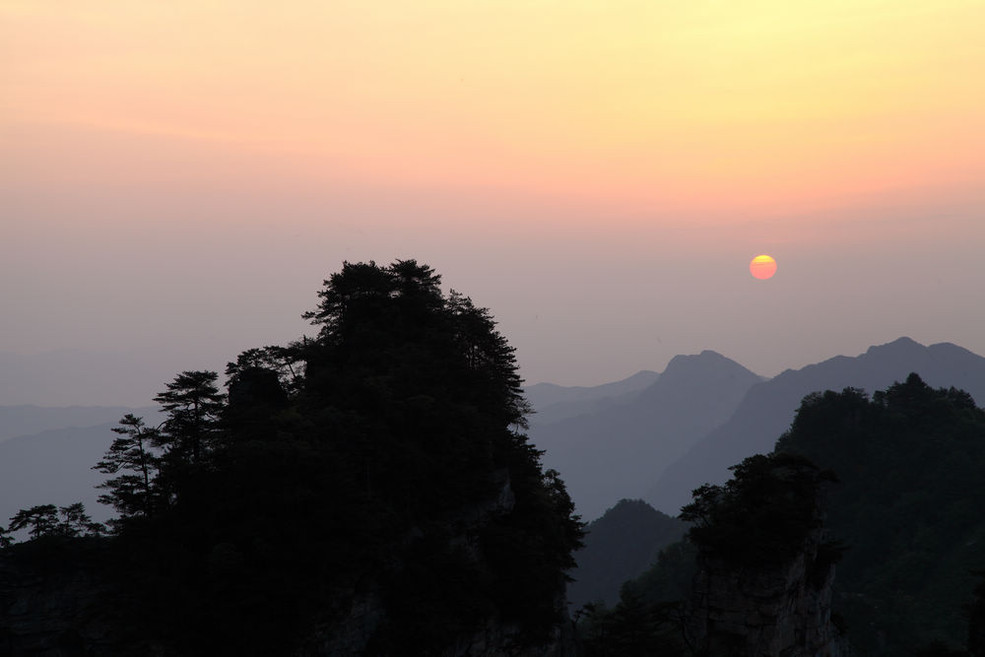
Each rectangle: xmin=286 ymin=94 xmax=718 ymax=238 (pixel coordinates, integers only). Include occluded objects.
xmin=3 ymin=1 xmax=984 ymax=406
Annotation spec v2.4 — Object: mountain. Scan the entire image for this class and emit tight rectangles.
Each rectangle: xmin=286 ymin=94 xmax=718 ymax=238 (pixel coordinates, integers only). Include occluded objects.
xmin=525 ymin=370 xmax=660 ymax=426
xmin=644 ymin=337 xmax=985 ymax=515
xmin=0 ymin=405 xmax=156 ymax=444
xmin=581 ymin=453 xmax=845 ymax=657
xmin=0 ymin=260 xmax=583 ymax=657
xmin=774 ymin=376 xmax=985 ymax=654
xmin=0 ymin=423 xmax=118 ymax=527
xmin=0 ymin=405 xmax=160 ymax=527
xmin=0 ymin=349 xmax=175 ymax=407
xmin=567 ymin=499 xmax=686 ymax=609
xmin=529 ymin=351 xmax=761 ymax=520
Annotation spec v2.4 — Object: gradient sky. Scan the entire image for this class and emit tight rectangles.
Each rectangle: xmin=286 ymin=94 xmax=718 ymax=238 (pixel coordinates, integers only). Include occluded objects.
xmin=3 ymin=1 xmax=984 ymax=405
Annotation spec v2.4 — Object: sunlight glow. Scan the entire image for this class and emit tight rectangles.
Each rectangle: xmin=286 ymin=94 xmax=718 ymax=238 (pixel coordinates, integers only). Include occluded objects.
xmin=750 ymin=255 xmax=778 ymax=280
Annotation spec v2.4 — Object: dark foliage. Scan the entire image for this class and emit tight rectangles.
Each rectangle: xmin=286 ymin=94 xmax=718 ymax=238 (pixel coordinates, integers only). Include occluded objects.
xmin=776 ymin=374 xmax=985 ymax=655
xmin=79 ymin=260 xmax=583 ymax=656
xmin=577 ymin=591 xmax=687 ymax=657
xmin=619 ymin=539 xmax=698 ymax=607
xmin=93 ymin=414 xmax=161 ymax=521
xmin=680 ymin=452 xmax=838 ymax=568
xmin=5 ymin=503 xmax=104 ymax=541
xmin=578 ymin=451 xmax=836 ymax=656
xmin=969 ymin=572 xmax=985 ymax=657
xmin=568 ymin=499 xmax=687 ymax=608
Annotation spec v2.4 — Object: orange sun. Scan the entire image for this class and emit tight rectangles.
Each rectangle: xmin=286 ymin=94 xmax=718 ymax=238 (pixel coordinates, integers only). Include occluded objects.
xmin=750 ymin=254 xmax=777 ymax=280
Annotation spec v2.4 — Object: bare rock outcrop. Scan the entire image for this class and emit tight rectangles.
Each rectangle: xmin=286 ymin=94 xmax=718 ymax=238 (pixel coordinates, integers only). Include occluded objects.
xmin=685 ymin=526 xmax=844 ymax=657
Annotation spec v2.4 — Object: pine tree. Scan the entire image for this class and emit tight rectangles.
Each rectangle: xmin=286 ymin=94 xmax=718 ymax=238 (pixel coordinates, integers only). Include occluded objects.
xmin=8 ymin=504 xmax=59 ymax=539
xmin=93 ymin=414 xmax=161 ymax=520
xmin=154 ymin=370 xmax=225 ymax=465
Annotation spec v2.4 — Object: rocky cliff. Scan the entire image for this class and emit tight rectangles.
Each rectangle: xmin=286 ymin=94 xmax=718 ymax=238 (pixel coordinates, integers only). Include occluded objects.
xmin=297 ymin=471 xmax=574 ymax=657
xmin=0 ymin=543 xmax=151 ymax=657
xmin=0 ymin=474 xmax=575 ymax=657
xmin=685 ymin=525 xmax=845 ymax=657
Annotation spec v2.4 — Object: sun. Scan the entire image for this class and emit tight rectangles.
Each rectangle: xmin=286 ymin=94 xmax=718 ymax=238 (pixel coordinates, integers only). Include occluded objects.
xmin=750 ymin=254 xmax=777 ymax=280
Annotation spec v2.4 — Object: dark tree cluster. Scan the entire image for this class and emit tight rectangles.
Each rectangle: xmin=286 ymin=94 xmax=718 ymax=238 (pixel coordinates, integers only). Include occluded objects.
xmin=679 ymin=452 xmax=839 ymax=569
xmin=576 ymin=451 xmax=838 ymax=656
xmin=14 ymin=260 xmax=583 ymax=656
xmin=775 ymin=374 xmax=985 ymax=655
xmin=592 ymin=375 xmax=985 ymax=656
xmin=2 ymin=502 xmax=104 ymax=544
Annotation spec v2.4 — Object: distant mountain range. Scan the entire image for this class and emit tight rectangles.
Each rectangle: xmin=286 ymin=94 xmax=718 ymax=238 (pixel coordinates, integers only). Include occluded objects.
xmin=527 ymin=352 xmax=762 ymax=520
xmin=0 ymin=349 xmax=198 ymax=407
xmin=0 ymin=405 xmax=157 ymax=444
xmin=0 ymin=406 xmax=158 ymax=526
xmin=525 ymin=370 xmax=660 ymax=426
xmin=643 ymin=337 xmax=985 ymax=515
xmin=525 ymin=337 xmax=985 ymax=521
xmin=0 ymin=424 xmax=118 ymax=525
xmin=3 ymin=337 xmax=982 ymax=533
xmin=567 ymin=498 xmax=686 ymax=609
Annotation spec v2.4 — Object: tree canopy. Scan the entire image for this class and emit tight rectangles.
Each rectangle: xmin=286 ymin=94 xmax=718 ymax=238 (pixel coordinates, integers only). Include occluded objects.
xmin=73 ymin=259 xmax=582 ymax=656
xmin=680 ymin=451 xmax=838 ymax=568
xmin=775 ymin=374 xmax=985 ymax=654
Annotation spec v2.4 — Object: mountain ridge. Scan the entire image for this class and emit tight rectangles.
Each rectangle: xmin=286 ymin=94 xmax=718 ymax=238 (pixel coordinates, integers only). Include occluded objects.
xmin=529 ymin=350 xmax=761 ymax=520
xmin=644 ymin=336 xmax=985 ymax=514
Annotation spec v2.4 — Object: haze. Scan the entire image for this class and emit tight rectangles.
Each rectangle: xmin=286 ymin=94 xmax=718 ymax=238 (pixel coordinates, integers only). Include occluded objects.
xmin=3 ymin=1 xmax=984 ymax=406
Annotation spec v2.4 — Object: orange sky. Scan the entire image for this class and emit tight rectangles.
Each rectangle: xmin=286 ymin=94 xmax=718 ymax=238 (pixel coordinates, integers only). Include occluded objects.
xmin=6 ymin=1 xmax=984 ymax=213
xmin=2 ymin=1 xmax=984 ymax=401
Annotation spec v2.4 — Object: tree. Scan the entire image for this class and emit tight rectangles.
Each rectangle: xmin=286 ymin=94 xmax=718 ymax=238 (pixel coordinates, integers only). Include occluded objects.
xmin=680 ymin=452 xmax=838 ymax=568
xmin=224 ymin=348 xmax=293 ymax=443
xmin=773 ymin=378 xmax=985 ymax=654
xmin=57 ymin=503 xmax=105 ymax=537
xmin=154 ymin=370 xmax=225 ymax=464
xmin=8 ymin=504 xmax=59 ymax=539
xmin=7 ymin=503 xmax=105 ymax=540
xmin=81 ymin=260 xmax=584 ymax=656
xmin=225 ymin=346 xmax=303 ymax=398
xmin=447 ymin=290 xmax=530 ymax=429
xmin=94 ymin=413 xmax=161 ymax=520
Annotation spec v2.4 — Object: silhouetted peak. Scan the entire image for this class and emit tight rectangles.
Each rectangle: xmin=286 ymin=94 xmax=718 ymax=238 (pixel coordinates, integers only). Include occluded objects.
xmin=660 ymin=350 xmax=757 ymax=383
xmin=588 ymin=498 xmax=683 ymax=541
xmin=621 ymin=370 xmax=662 ymax=385
xmin=601 ymin=498 xmax=662 ymax=520
xmin=863 ymin=336 xmax=924 ymax=356
xmin=927 ymin=340 xmax=980 ymax=358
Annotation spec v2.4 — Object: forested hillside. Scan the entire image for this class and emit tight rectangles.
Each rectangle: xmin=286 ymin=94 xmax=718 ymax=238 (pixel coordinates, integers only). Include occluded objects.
xmin=0 ymin=261 xmax=584 ymax=657
xmin=646 ymin=338 xmax=985 ymax=515
xmin=777 ymin=374 xmax=985 ymax=655
xmin=568 ymin=499 xmax=686 ymax=608
xmin=592 ymin=375 xmax=985 ymax=656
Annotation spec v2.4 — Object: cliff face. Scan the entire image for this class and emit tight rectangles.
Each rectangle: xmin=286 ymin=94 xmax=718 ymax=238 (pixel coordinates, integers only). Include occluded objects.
xmin=303 ymin=594 xmax=572 ymax=657
xmin=299 ymin=471 xmax=575 ymax=657
xmin=0 ymin=550 xmax=146 ymax=657
xmin=0 ymin=474 xmax=575 ymax=657
xmin=685 ymin=526 xmax=844 ymax=657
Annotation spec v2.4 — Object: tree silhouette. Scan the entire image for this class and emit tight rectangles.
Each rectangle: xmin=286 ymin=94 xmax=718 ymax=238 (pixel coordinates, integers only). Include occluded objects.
xmin=81 ymin=260 xmax=583 ymax=656
xmin=6 ymin=503 xmax=103 ymax=540
xmin=680 ymin=452 xmax=838 ymax=568
xmin=57 ymin=503 xmax=105 ymax=537
xmin=154 ymin=370 xmax=225 ymax=465
xmin=8 ymin=504 xmax=59 ymax=539
xmin=93 ymin=413 xmax=161 ymax=521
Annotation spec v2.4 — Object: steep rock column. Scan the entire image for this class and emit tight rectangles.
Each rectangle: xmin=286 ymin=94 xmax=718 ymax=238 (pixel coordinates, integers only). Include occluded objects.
xmin=685 ymin=526 xmax=842 ymax=657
